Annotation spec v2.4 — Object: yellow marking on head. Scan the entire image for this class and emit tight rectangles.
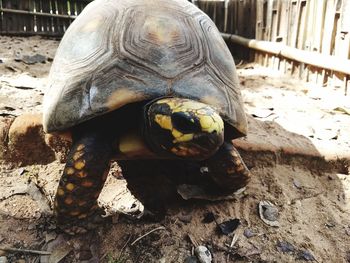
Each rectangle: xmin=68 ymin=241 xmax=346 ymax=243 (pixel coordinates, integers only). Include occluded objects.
xmin=77 ymin=144 xmax=85 ymax=151
xmin=66 ymin=183 xmax=75 ymax=191
xmin=199 ymin=115 xmax=214 ymax=130
xmin=199 ymin=112 xmax=224 ymax=133
xmin=172 ymin=129 xmax=183 ymax=139
xmin=154 ymin=114 xmax=172 ymax=130
xmin=57 ymin=188 xmax=65 ymax=196
xmin=73 ymin=151 xmax=84 ymax=161
xmin=64 ymin=197 xmax=74 ymax=205
xmin=74 ymin=160 xmax=86 ymax=170
xmin=81 ymin=180 xmax=94 ymax=188
xmin=77 ymin=171 xmax=87 ymax=178
xmin=65 ymin=167 xmax=75 ymax=175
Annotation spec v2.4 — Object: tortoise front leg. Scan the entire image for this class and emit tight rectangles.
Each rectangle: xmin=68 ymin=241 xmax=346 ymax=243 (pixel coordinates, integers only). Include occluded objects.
xmin=200 ymin=142 xmax=250 ymax=193
xmin=54 ymin=131 xmax=113 ymax=233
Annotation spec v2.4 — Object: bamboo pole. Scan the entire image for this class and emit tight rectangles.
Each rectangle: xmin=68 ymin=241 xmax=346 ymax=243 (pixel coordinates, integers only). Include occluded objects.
xmin=0 ymin=7 xmax=77 ymax=19
xmin=222 ymin=32 xmax=350 ymax=76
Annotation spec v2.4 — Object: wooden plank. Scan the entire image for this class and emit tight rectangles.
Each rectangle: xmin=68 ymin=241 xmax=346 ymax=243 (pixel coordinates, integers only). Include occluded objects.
xmin=264 ymin=0 xmax=273 ymax=41
xmin=288 ymin=0 xmax=298 ymax=47
xmin=321 ymin=0 xmax=336 ymax=55
xmin=313 ymin=0 xmax=326 ymax=52
xmin=222 ymin=33 xmax=350 ymax=75
xmin=277 ymin=0 xmax=289 ymax=44
xmin=41 ymin=0 xmax=51 ymax=33
xmin=339 ymin=0 xmax=350 ymax=59
xmin=256 ymin=0 xmax=264 ymax=41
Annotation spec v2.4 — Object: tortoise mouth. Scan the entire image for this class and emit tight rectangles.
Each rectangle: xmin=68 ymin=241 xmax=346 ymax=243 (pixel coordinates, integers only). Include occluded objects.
xmin=143 ymin=97 xmax=224 ymax=160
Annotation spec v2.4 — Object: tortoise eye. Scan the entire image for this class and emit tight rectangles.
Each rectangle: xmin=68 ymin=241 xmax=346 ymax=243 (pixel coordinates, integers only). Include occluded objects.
xmin=171 ymin=112 xmax=200 ymax=134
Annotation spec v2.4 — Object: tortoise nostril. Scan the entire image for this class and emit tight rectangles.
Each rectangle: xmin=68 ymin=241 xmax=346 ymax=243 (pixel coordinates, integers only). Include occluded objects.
xmin=171 ymin=112 xmax=200 ymax=134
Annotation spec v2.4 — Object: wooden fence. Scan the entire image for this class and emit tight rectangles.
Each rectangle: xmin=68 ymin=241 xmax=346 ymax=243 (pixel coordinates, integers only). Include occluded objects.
xmin=0 ymin=0 xmax=90 ymax=36
xmin=1 ymin=0 xmax=350 ymax=91
xmin=196 ymin=0 xmax=350 ymax=93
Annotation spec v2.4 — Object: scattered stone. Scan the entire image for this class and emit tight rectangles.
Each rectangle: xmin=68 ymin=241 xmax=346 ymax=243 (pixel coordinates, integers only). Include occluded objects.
xmin=345 ymin=227 xmax=350 ymax=236
xmin=202 ymin=212 xmax=215 ymax=223
xmin=251 ymin=108 xmax=275 ymax=119
xmin=0 ymin=256 xmax=7 ymax=263
xmin=184 ymin=256 xmax=199 ymax=263
xmin=293 ymin=179 xmax=302 ymax=189
xmin=298 ymin=250 xmax=315 ymax=261
xmin=177 ymin=184 xmax=237 ymax=201
xmin=194 ymin=246 xmax=212 ymax=263
xmin=325 ymin=221 xmax=336 ymax=228
xmin=15 ymin=54 xmax=47 ymax=64
xmin=276 ymin=241 xmax=295 ymax=253
xmin=18 ymin=168 xmax=27 ymax=176
xmin=259 ymin=200 xmax=280 ymax=227
xmin=243 ymin=229 xmax=255 ymax=238
xmin=217 ymin=219 xmax=240 ymax=235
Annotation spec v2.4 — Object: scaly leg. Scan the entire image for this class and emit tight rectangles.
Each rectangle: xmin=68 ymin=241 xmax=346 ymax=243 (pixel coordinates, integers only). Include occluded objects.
xmin=54 ymin=131 xmax=113 ymax=233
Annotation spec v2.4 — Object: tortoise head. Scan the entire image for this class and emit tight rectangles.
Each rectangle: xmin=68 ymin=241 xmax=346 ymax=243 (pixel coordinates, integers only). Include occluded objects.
xmin=144 ymin=98 xmax=224 ymax=160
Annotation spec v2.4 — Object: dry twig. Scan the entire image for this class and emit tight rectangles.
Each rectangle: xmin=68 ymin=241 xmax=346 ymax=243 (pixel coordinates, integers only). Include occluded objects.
xmin=131 ymin=226 xmax=166 ymax=246
xmin=0 ymin=247 xmax=51 ymax=255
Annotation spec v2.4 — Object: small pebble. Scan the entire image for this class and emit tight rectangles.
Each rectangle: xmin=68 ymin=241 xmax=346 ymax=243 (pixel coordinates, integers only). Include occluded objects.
xmin=325 ymin=222 xmax=336 ymax=228
xmin=0 ymin=256 xmax=7 ymax=263
xmin=217 ymin=219 xmax=240 ymax=235
xmin=293 ymin=179 xmax=302 ymax=189
xmin=195 ymin=246 xmax=212 ymax=263
xmin=243 ymin=229 xmax=255 ymax=238
xmin=345 ymin=228 xmax=350 ymax=236
xmin=299 ymin=250 xmax=315 ymax=261
xmin=276 ymin=241 xmax=295 ymax=253
xmin=259 ymin=200 xmax=280 ymax=227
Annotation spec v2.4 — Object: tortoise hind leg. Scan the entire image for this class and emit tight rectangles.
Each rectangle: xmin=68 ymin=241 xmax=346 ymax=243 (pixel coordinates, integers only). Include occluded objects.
xmin=200 ymin=142 xmax=250 ymax=193
xmin=54 ymin=130 xmax=113 ymax=233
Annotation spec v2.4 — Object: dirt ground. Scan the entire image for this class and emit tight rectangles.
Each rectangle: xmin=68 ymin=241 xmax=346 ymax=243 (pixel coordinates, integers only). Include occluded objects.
xmin=0 ymin=36 xmax=350 ymax=263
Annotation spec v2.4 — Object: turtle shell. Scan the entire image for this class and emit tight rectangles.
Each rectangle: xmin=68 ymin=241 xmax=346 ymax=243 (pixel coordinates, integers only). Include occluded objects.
xmin=43 ymin=0 xmax=247 ymax=139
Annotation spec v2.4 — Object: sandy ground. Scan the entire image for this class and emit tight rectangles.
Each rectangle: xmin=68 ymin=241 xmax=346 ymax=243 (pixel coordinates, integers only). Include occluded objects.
xmin=0 ymin=36 xmax=350 ymax=263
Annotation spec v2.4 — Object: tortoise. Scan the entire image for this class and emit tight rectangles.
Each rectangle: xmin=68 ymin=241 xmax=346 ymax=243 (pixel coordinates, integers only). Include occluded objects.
xmin=43 ymin=0 xmax=250 ymax=232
